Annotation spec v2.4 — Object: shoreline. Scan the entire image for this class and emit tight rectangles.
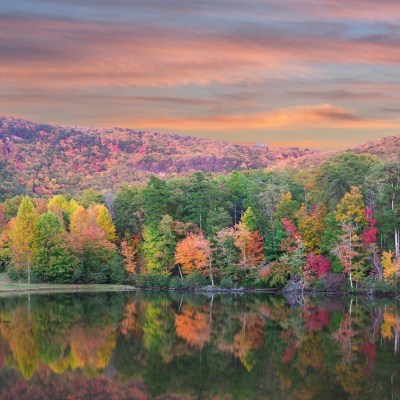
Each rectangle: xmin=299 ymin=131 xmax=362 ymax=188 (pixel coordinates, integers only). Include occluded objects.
xmin=0 ymin=283 xmax=398 ymax=298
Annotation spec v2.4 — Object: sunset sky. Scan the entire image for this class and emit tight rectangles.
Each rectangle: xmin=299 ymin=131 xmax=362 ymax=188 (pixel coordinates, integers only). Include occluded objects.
xmin=1 ymin=0 xmax=400 ymax=149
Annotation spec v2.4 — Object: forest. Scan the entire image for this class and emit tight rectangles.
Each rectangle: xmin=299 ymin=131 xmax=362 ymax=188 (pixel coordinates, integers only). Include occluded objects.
xmin=0 ymin=116 xmax=316 ymax=200
xmin=1 ymin=151 xmax=400 ymax=292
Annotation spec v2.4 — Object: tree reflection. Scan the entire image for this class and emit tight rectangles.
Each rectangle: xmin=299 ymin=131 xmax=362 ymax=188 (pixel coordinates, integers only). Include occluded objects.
xmin=0 ymin=293 xmax=398 ymax=399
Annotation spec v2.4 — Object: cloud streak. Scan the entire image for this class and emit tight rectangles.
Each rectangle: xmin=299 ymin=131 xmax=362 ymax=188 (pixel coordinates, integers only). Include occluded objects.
xmin=0 ymin=1 xmax=399 ymax=149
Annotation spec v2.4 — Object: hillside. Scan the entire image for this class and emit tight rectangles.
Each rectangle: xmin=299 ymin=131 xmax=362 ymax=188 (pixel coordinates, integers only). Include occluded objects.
xmin=0 ymin=116 xmax=317 ymax=199
xmin=1 ymin=116 xmax=399 ymax=200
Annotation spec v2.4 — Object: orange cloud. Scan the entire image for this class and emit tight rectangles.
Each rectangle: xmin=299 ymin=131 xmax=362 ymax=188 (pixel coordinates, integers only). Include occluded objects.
xmin=122 ymin=104 xmax=399 ymax=131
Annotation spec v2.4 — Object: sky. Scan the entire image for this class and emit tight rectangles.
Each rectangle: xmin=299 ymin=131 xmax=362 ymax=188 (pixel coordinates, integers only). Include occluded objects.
xmin=1 ymin=0 xmax=400 ymax=149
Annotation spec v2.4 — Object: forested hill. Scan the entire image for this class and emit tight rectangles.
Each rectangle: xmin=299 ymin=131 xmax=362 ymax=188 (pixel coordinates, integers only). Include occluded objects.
xmin=0 ymin=116 xmax=316 ymax=199
xmin=0 ymin=116 xmax=399 ymax=200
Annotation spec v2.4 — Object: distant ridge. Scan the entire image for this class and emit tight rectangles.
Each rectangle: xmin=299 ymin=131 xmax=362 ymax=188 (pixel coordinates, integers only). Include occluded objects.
xmin=0 ymin=116 xmax=398 ymax=199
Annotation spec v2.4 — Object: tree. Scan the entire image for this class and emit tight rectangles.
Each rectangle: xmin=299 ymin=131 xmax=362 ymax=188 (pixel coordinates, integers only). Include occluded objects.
xmin=362 ymin=207 xmax=382 ymax=279
xmin=206 ymin=206 xmax=231 ymax=237
xmin=143 ymin=176 xmax=171 ymax=224
xmin=227 ymin=170 xmax=247 ymax=225
xmin=120 ymin=234 xmax=141 ymax=275
xmin=381 ymin=250 xmax=400 ymax=283
xmin=175 ymin=233 xmax=214 ymax=284
xmin=234 ymin=222 xmax=252 ymax=274
xmin=113 ymin=186 xmax=145 ymax=237
xmin=242 ymin=207 xmax=257 ymax=232
xmin=9 ymin=197 xmax=38 ymax=280
xmin=296 ymin=204 xmax=326 ymax=253
xmin=214 ymin=227 xmax=239 ymax=279
xmin=3 ymin=195 xmax=24 ymax=222
xmin=69 ymin=206 xmax=123 ymax=283
xmin=142 ymin=215 xmax=176 ymax=275
xmin=332 ymin=224 xmax=362 ymax=288
xmin=80 ymin=189 xmax=105 ymax=208
xmin=47 ymin=195 xmax=72 ymax=229
xmin=176 ymin=172 xmax=215 ymax=231
xmin=246 ymin=231 xmax=265 ymax=273
xmin=334 ymin=187 xmax=368 ymax=286
xmin=303 ymin=254 xmax=331 ymax=280
xmin=366 ymin=160 xmax=400 ymax=257
xmin=92 ymin=204 xmax=117 ymax=242
xmin=32 ymin=212 xmax=77 ymax=282
xmin=318 ymin=153 xmax=377 ymax=210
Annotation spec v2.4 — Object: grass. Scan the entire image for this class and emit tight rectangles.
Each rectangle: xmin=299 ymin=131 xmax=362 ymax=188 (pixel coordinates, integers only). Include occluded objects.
xmin=0 ymin=273 xmax=136 ymax=295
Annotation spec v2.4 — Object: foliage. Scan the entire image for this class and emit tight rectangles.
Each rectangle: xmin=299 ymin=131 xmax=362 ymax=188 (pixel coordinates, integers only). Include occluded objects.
xmin=32 ymin=212 xmax=77 ymax=282
xmin=9 ymin=197 xmax=38 ymax=273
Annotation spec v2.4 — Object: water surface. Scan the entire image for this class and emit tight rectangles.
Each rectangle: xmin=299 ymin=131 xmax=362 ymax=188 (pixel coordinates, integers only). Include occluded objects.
xmin=0 ymin=292 xmax=399 ymax=399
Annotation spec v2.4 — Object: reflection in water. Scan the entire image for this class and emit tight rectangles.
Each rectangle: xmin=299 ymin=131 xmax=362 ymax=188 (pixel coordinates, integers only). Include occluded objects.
xmin=0 ymin=292 xmax=399 ymax=399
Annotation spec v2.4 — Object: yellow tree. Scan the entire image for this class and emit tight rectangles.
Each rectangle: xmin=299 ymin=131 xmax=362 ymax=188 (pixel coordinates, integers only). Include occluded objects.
xmin=334 ymin=187 xmax=367 ymax=287
xmin=234 ymin=221 xmax=252 ymax=274
xmin=92 ymin=204 xmax=117 ymax=242
xmin=10 ymin=197 xmax=38 ymax=280
xmin=69 ymin=205 xmax=88 ymax=233
xmin=381 ymin=250 xmax=400 ymax=283
xmin=296 ymin=204 xmax=326 ymax=253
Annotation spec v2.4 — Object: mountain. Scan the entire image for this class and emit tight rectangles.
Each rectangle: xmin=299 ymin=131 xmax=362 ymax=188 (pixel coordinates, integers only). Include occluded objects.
xmin=0 ymin=116 xmax=317 ymax=199
xmin=0 ymin=116 xmax=399 ymax=200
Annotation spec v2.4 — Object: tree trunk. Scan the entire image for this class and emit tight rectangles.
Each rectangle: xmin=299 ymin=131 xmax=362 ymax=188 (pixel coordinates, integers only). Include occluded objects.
xmin=349 ymin=270 xmax=353 ymax=289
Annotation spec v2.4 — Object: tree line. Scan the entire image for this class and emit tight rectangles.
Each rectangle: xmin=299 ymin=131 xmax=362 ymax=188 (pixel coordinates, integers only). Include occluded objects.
xmin=1 ymin=152 xmax=400 ymax=289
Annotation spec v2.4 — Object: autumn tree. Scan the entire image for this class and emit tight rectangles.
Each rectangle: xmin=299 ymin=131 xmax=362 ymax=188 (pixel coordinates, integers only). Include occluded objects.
xmin=333 ymin=187 xmax=368 ymax=287
xmin=381 ymin=250 xmax=400 ymax=283
xmin=92 ymin=204 xmax=117 ymax=242
xmin=175 ymin=233 xmax=214 ymax=285
xmin=47 ymin=195 xmax=72 ymax=228
xmin=120 ymin=234 xmax=141 ymax=275
xmin=9 ymin=197 xmax=38 ymax=280
xmin=69 ymin=206 xmax=123 ymax=283
xmin=296 ymin=204 xmax=326 ymax=253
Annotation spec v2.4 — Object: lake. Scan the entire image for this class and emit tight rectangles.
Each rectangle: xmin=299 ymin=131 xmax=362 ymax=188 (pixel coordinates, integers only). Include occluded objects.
xmin=0 ymin=291 xmax=399 ymax=399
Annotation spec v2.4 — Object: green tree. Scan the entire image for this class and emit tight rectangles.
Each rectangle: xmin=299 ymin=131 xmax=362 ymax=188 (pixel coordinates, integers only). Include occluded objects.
xmin=318 ymin=153 xmax=377 ymax=210
xmin=366 ymin=160 xmax=400 ymax=257
xmin=3 ymin=195 xmax=24 ymax=222
xmin=32 ymin=212 xmax=77 ymax=282
xmin=206 ymin=206 xmax=231 ymax=237
xmin=113 ymin=186 xmax=145 ymax=237
xmin=80 ymin=189 xmax=105 ymax=208
xmin=142 ymin=215 xmax=176 ymax=275
xmin=227 ymin=171 xmax=247 ymax=225
xmin=143 ymin=176 xmax=171 ymax=224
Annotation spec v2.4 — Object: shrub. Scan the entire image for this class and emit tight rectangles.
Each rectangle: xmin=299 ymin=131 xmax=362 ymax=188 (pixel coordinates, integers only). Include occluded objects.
xmin=307 ymin=278 xmax=325 ymax=292
xmin=169 ymin=276 xmax=183 ymax=289
xmin=136 ymin=274 xmax=171 ymax=288
xmin=183 ymin=272 xmax=207 ymax=288
xmin=220 ymin=277 xmax=234 ymax=289
xmin=7 ymin=264 xmax=26 ymax=281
